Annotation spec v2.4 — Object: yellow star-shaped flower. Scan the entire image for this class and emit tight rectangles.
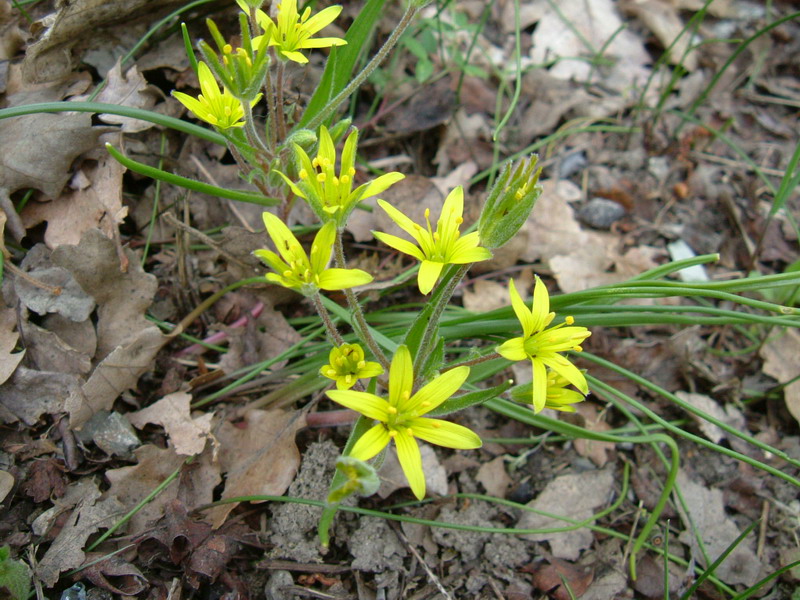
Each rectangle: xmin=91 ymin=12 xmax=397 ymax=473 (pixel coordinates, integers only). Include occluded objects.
xmin=497 ymin=277 xmax=591 ymax=413
xmin=373 ymin=187 xmax=492 ymax=294
xmin=327 ymin=345 xmax=482 ymax=500
xmin=172 ymin=62 xmax=255 ymax=129
xmin=278 ymin=125 xmax=404 ymax=226
xmin=254 ymin=213 xmax=372 ymax=296
xmin=321 ymin=343 xmax=384 ymax=390
xmin=254 ymin=0 xmax=346 ymax=64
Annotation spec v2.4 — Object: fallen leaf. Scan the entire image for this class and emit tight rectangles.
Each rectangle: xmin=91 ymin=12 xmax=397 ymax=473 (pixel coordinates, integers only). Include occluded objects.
xmin=518 ymin=469 xmax=614 ymax=560
xmin=128 ymin=392 xmax=214 ymax=456
xmin=675 ymin=391 xmax=745 ymax=444
xmin=35 ymin=479 xmax=125 ymax=587
xmin=621 ymin=0 xmax=698 ymax=70
xmin=207 ymin=409 xmax=304 ymax=528
xmin=73 ymin=60 xmax=157 ymax=132
xmin=476 ymin=455 xmax=511 ymax=498
xmin=760 ymin=328 xmax=800 ymax=425
xmin=565 ymin=404 xmax=615 ymax=467
xmin=22 ymin=459 xmax=66 ymax=503
xmin=81 ymin=553 xmax=147 ymax=596
xmin=0 ymin=307 xmax=24 ymax=385
xmin=52 ymin=228 xmax=158 ymax=359
xmin=531 ymin=557 xmax=594 ymax=599
xmin=675 ymin=471 xmax=762 ymax=586
xmin=22 ymin=153 xmax=128 ymax=248
xmin=0 ymin=469 xmax=15 ymax=503
xmin=462 ymin=280 xmax=511 ymax=313
xmin=105 ymin=444 xmax=185 ymax=536
xmin=0 ymin=367 xmax=82 ymax=426
xmin=18 ymin=318 xmax=93 ymax=376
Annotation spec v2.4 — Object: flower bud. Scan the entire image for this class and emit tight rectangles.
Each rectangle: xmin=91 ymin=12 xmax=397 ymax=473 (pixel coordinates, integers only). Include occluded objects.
xmin=327 ymin=456 xmax=380 ymax=502
xmin=478 ymin=155 xmax=542 ymax=250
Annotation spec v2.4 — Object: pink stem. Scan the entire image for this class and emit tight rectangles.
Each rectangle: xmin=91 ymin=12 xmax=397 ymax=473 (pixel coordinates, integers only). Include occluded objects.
xmin=175 ymin=302 xmax=265 ymax=357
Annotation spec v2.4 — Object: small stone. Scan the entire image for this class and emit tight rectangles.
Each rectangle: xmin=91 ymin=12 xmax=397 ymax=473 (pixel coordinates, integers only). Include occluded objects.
xmin=76 ymin=410 xmax=140 ymax=456
xmin=577 ymin=198 xmax=626 ymax=230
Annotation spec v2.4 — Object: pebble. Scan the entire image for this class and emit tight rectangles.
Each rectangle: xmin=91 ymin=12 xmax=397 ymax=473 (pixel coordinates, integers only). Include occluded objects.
xmin=577 ymin=197 xmax=627 ymax=230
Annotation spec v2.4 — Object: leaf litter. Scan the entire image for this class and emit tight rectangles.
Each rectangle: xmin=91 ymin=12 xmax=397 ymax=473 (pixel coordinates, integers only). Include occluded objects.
xmin=1 ymin=0 xmax=800 ymax=597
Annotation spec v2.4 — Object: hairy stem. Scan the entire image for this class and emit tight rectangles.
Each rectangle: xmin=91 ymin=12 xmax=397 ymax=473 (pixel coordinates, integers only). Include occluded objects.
xmin=305 ymin=4 xmax=418 ymax=131
xmin=276 ymin=59 xmax=287 ymax=141
xmin=333 ymin=232 xmax=390 ymax=369
xmin=312 ymin=292 xmax=344 ymax=346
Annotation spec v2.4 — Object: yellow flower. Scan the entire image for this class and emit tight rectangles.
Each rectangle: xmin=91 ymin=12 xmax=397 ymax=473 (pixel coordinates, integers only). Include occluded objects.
xmin=254 ymin=0 xmax=346 ymax=64
xmin=172 ymin=62 xmax=254 ymax=129
xmin=279 ymin=125 xmax=404 ymax=226
xmin=254 ymin=213 xmax=372 ymax=296
xmin=373 ymin=187 xmax=493 ymax=294
xmin=326 ymin=345 xmax=482 ymax=500
xmin=511 ymin=370 xmax=587 ymax=413
xmin=321 ymin=343 xmax=384 ymax=390
xmin=497 ymin=277 xmax=591 ymax=413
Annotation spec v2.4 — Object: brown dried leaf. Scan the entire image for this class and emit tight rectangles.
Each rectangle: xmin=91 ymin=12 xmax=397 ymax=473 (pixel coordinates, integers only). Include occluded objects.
xmin=0 ymin=306 xmax=24 ymax=385
xmin=565 ymin=404 xmax=615 ymax=467
xmin=674 ymin=391 xmax=745 ymax=444
xmin=475 ymin=456 xmax=511 ymax=498
xmin=207 ymin=409 xmax=304 ymax=528
xmin=0 ymin=366 xmax=82 ymax=426
xmin=676 ymin=471 xmax=762 ymax=586
xmin=81 ymin=553 xmax=147 ymax=595
xmin=105 ymin=444 xmax=185 ymax=535
xmin=128 ymin=392 xmax=214 ymax=456
xmin=22 ymin=154 xmax=127 ymax=248
xmin=760 ymin=328 xmax=800 ymax=425
xmin=35 ymin=479 xmax=125 ymax=586
xmin=531 ymin=557 xmax=594 ymax=599
xmin=22 ymin=459 xmax=66 ymax=503
xmin=518 ymin=469 xmax=614 ymax=560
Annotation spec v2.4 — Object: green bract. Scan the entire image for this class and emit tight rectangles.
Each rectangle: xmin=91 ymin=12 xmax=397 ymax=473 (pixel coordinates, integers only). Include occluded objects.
xmin=479 ymin=155 xmax=542 ymax=250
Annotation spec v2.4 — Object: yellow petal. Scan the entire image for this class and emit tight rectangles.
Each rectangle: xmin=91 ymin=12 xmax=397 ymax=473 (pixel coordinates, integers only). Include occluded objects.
xmin=350 ymin=424 xmax=391 ymax=461
xmin=530 ymin=276 xmax=550 ymax=332
xmin=372 ymin=231 xmax=425 ymax=261
xmin=327 ymin=390 xmax=389 ymax=421
xmin=539 ymin=353 xmax=588 ymax=394
xmin=409 ymin=418 xmax=482 ymax=449
xmin=395 ymin=429 xmax=425 ymax=500
xmin=388 ymin=345 xmax=413 ymax=408
xmin=508 ymin=279 xmax=535 ymax=337
xmin=496 ymin=337 xmax=527 ymax=362
xmin=317 ymin=268 xmax=373 ymax=290
xmin=418 ymin=260 xmax=444 ymax=295
xmin=531 ymin=359 xmax=547 ymax=413
xmin=409 ymin=366 xmax=469 ymax=414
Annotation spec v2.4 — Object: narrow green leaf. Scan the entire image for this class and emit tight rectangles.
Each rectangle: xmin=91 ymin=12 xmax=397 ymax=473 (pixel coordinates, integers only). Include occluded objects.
xmin=298 ymin=0 xmax=386 ymax=128
xmin=427 ymin=379 xmax=514 ymax=417
xmin=105 ymin=144 xmax=279 ymax=206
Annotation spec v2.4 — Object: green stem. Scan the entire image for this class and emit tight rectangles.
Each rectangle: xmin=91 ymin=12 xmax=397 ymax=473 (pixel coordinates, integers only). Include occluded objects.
xmin=333 ymin=232 xmax=390 ymax=369
xmin=305 ymin=4 xmax=418 ymax=131
xmin=311 ymin=292 xmax=344 ymax=346
xmin=264 ymin=55 xmax=279 ymax=148
xmin=414 ymin=264 xmax=470 ymax=379
xmin=445 ymin=351 xmax=501 ymax=371
xmin=242 ymin=101 xmax=271 ymax=156
xmin=276 ymin=59 xmax=287 ymax=141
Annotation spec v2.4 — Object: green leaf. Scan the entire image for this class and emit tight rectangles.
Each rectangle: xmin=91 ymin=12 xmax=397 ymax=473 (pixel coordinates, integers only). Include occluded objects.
xmin=298 ymin=0 xmax=386 ymax=128
xmin=0 ymin=546 xmax=31 ymax=600
xmin=427 ymin=379 xmax=513 ymax=417
xmin=105 ymin=144 xmax=279 ymax=207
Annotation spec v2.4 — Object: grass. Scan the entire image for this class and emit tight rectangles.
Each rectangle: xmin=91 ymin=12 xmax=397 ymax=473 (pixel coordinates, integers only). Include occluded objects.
xmin=4 ymin=0 xmax=800 ymax=596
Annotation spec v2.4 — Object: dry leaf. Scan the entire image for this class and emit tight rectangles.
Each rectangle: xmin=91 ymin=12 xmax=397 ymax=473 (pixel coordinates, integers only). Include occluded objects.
xmin=0 ymin=306 xmax=24 ymax=385
xmin=105 ymin=444 xmax=185 ymax=536
xmin=19 ymin=318 xmax=93 ymax=376
xmin=128 ymin=391 xmax=214 ymax=456
xmin=73 ymin=60 xmax=157 ymax=132
xmin=52 ymin=228 xmax=158 ymax=359
xmin=675 ymin=391 xmax=745 ymax=444
xmin=760 ymin=328 xmax=800 ymax=425
xmin=531 ymin=557 xmax=594 ymax=600
xmin=0 ymin=366 xmax=82 ymax=425
xmin=566 ymin=404 xmax=615 ymax=467
xmin=36 ymin=479 xmax=125 ymax=586
xmin=22 ymin=154 xmax=128 ymax=248
xmin=621 ymin=0 xmax=698 ymax=70
xmin=476 ymin=455 xmax=511 ymax=498
xmin=518 ymin=469 xmax=614 ymax=560
xmin=0 ymin=469 xmax=14 ymax=503
xmin=208 ymin=409 xmax=304 ymax=528
xmin=675 ymin=471 xmax=762 ymax=586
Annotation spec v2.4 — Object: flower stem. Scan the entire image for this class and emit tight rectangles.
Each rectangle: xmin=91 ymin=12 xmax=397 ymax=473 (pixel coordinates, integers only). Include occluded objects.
xmin=305 ymin=4 xmax=418 ymax=131
xmin=413 ymin=263 xmax=470 ymax=382
xmin=242 ymin=101 xmax=270 ymax=156
xmin=333 ymin=232 xmax=390 ymax=369
xmin=445 ymin=351 xmax=501 ymax=371
xmin=264 ymin=61 xmax=278 ymax=148
xmin=276 ymin=59 xmax=287 ymax=141
xmin=311 ymin=291 xmax=344 ymax=346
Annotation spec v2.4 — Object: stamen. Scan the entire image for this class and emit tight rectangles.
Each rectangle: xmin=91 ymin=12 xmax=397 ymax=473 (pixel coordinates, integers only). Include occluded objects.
xmin=357 ymin=360 xmax=366 ymax=369
xmin=401 ymin=391 xmax=410 ymax=401
xmin=327 ymin=368 xmax=337 ymax=376
xmin=317 ymin=173 xmax=326 ymax=183
xmin=565 ymin=316 xmax=575 ymax=325
xmin=299 ymin=169 xmax=308 ymax=180
xmin=387 ymin=406 xmax=398 ymax=414
xmin=388 ymin=430 xmax=397 ymax=438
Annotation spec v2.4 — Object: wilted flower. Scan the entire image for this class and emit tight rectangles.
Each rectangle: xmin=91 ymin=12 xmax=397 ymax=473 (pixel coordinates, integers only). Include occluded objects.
xmin=497 ymin=277 xmax=591 ymax=413
xmin=326 ymin=345 xmax=482 ymax=500
xmin=373 ymin=187 xmax=492 ymax=294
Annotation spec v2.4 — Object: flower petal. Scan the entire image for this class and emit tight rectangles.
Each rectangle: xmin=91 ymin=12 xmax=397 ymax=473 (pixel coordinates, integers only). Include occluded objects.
xmin=508 ymin=278 xmax=535 ymax=337
xmin=317 ymin=125 xmax=336 ymax=164
xmin=376 ymin=199 xmax=424 ymax=245
xmin=300 ymin=4 xmax=342 ymax=35
xmin=353 ymin=172 xmax=405 ymax=201
xmin=418 ymin=260 xmax=444 ymax=295
xmin=281 ymin=50 xmax=308 ymax=63
xmin=496 ymin=337 xmax=527 ymax=362
xmin=326 ymin=390 xmax=389 ymax=421
xmin=395 ymin=429 xmax=425 ymax=500
xmin=310 ymin=221 xmax=336 ymax=275
xmin=388 ymin=345 xmax=413 ymax=408
xmin=372 ymin=231 xmax=425 ymax=261
xmin=531 ymin=358 xmax=547 ymax=413
xmin=276 ymin=170 xmax=307 ymax=199
xmin=317 ymin=268 xmax=373 ymax=290
xmin=299 ymin=37 xmax=347 ymax=48
xmin=530 ymin=276 xmax=550 ymax=332
xmin=539 ymin=353 xmax=588 ymax=394
xmin=409 ymin=418 xmax=482 ymax=449
xmin=409 ymin=366 xmax=469 ymax=414
xmin=253 ymin=249 xmax=289 ymax=274
xmin=262 ymin=211 xmax=303 ymax=264
xmin=350 ymin=424 xmax=391 ymax=461
xmin=358 ymin=362 xmax=384 ymax=379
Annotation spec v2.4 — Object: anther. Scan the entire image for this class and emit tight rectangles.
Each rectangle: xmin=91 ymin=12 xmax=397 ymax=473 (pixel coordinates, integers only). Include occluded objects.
xmin=565 ymin=316 xmax=575 ymax=325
